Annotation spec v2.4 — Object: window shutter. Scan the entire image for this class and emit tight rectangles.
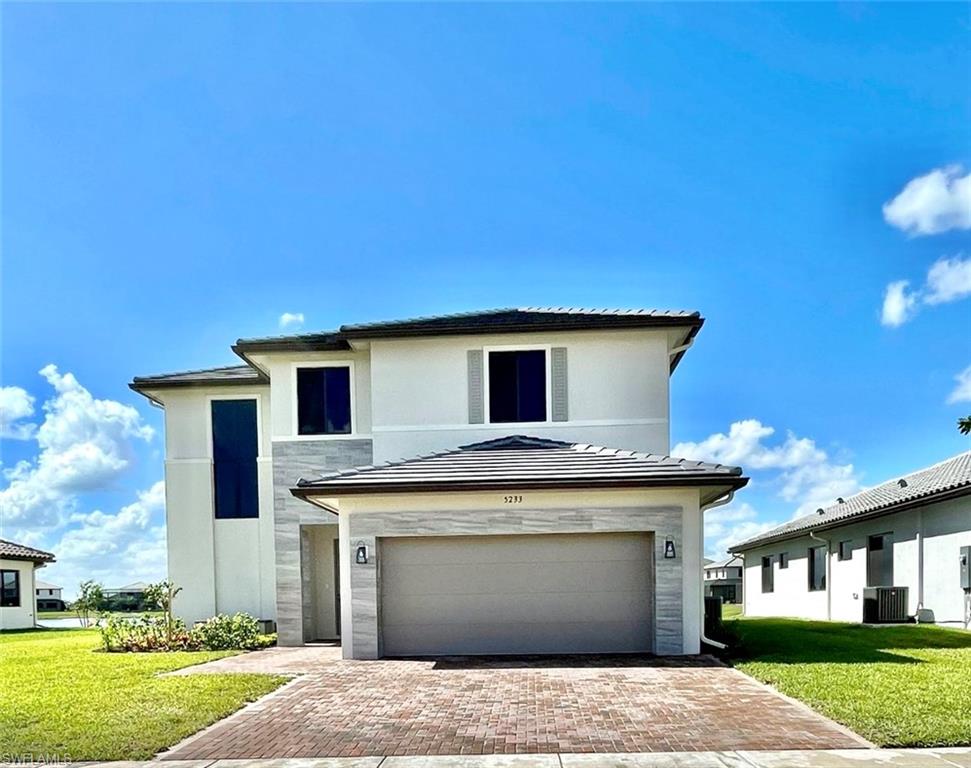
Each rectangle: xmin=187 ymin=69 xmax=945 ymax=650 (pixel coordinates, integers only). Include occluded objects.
xmin=551 ymin=347 xmax=568 ymax=422
xmin=467 ymin=349 xmax=484 ymax=424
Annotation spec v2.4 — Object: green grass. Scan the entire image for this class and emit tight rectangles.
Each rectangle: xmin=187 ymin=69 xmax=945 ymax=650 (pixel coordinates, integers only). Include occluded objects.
xmin=36 ymin=610 xmax=164 ymax=619
xmin=721 ymin=602 xmax=743 ymax=620
xmin=728 ymin=617 xmax=971 ymax=747
xmin=0 ymin=629 xmax=285 ymax=760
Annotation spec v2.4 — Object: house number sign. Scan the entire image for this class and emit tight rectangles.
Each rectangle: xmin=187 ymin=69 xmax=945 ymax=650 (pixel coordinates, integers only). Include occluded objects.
xmin=503 ymin=495 xmax=524 ymax=504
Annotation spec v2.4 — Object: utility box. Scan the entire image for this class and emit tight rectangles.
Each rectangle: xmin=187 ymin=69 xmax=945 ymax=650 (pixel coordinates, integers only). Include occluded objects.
xmin=961 ymin=546 xmax=971 ymax=590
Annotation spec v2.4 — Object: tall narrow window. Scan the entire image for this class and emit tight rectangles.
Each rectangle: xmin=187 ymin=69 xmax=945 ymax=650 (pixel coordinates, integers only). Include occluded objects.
xmin=867 ymin=533 xmax=894 ymax=586
xmin=808 ymin=546 xmax=827 ymax=591
xmin=297 ymin=367 xmax=352 ymax=435
xmin=489 ymin=350 xmax=547 ymax=423
xmin=761 ymin=556 xmax=774 ymax=593
xmin=212 ymin=399 xmax=259 ymax=519
xmin=838 ymin=540 xmax=853 ymax=561
xmin=1 ymin=570 xmax=20 ymax=607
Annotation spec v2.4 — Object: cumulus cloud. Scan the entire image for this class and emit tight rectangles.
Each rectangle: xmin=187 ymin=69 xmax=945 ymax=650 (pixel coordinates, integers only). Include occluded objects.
xmin=883 ymin=165 xmax=971 ymax=236
xmin=675 ymin=419 xmax=862 ymax=526
xmin=704 ymin=502 xmax=780 ymax=560
xmin=39 ymin=482 xmax=167 ymax=598
xmin=0 ymin=386 xmax=36 ymax=440
xmin=880 ymin=280 xmax=918 ymax=327
xmin=880 ymin=254 xmax=971 ymax=327
xmin=279 ymin=312 xmax=305 ymax=329
xmin=0 ymin=365 xmax=154 ymax=527
xmin=947 ymin=365 xmax=971 ymax=405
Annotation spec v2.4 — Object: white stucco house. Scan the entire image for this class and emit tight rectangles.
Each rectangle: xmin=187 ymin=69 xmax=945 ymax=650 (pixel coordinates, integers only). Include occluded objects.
xmin=731 ymin=451 xmax=971 ymax=627
xmin=35 ymin=579 xmax=65 ymax=611
xmin=131 ymin=307 xmax=748 ymax=658
xmin=0 ymin=539 xmax=56 ymax=630
xmin=703 ymin=556 xmax=743 ymax=604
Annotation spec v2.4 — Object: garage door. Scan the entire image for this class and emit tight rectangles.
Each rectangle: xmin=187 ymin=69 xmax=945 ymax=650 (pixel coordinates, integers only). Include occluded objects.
xmin=380 ymin=532 xmax=654 ymax=656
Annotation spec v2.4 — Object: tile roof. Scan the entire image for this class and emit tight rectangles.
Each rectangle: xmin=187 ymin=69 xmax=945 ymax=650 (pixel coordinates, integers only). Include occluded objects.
xmin=731 ymin=451 xmax=971 ymax=552
xmin=293 ymin=435 xmax=747 ymax=501
xmin=705 ymin=555 xmax=743 ymax=570
xmin=35 ymin=580 xmax=61 ymax=590
xmin=0 ymin=539 xmax=55 ymax=563
xmin=130 ymin=365 xmax=268 ymax=390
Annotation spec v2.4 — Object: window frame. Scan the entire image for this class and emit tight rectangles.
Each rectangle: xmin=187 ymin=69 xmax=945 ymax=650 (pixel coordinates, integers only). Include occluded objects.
xmin=808 ymin=545 xmax=827 ymax=592
xmin=290 ymin=361 xmax=357 ymax=438
xmin=207 ymin=394 xmax=263 ymax=521
xmin=761 ymin=556 xmax=774 ymax=594
xmin=1 ymin=569 xmax=21 ymax=608
xmin=483 ymin=344 xmax=552 ymax=426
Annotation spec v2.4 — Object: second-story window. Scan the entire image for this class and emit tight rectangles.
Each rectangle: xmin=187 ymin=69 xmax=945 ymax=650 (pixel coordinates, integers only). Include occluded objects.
xmin=488 ymin=350 xmax=547 ymax=423
xmin=297 ymin=366 xmax=352 ymax=435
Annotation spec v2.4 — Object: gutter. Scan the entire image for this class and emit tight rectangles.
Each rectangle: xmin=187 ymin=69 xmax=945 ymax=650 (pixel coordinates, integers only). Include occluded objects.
xmin=700 ymin=489 xmax=735 ymax=650
xmin=809 ymin=530 xmax=832 ymax=621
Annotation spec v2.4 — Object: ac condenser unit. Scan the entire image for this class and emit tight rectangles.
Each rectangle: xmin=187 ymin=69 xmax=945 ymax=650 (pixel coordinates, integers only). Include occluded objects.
xmin=863 ymin=586 xmax=909 ymax=623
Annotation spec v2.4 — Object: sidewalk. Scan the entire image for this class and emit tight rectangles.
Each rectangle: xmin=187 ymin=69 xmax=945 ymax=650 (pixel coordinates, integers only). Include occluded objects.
xmin=27 ymin=749 xmax=970 ymax=767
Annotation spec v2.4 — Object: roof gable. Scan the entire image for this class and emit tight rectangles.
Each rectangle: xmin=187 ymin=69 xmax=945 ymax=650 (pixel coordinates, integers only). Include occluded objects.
xmin=0 ymin=539 xmax=55 ymax=563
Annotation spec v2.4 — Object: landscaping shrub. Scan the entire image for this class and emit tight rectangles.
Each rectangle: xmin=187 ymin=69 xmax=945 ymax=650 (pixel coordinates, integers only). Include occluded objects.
xmin=191 ymin=614 xmax=276 ymax=651
xmin=100 ymin=612 xmax=275 ymax=652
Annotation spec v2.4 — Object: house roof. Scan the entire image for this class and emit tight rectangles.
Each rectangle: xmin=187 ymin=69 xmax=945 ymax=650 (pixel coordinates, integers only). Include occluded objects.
xmin=106 ymin=581 xmax=149 ymax=592
xmin=35 ymin=580 xmax=61 ymax=590
xmin=730 ymin=451 xmax=971 ymax=552
xmin=293 ymin=435 xmax=747 ymax=504
xmin=130 ymin=365 xmax=268 ymax=399
xmin=705 ymin=555 xmax=742 ymax=570
xmin=0 ymin=539 xmax=55 ymax=564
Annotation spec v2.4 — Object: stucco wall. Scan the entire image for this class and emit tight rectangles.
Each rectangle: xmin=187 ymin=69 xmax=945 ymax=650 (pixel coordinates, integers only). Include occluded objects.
xmin=741 ymin=496 xmax=970 ymax=624
xmin=368 ymin=330 xmax=672 ymax=462
xmin=335 ymin=487 xmax=702 ymax=659
xmin=0 ymin=559 xmax=37 ymax=630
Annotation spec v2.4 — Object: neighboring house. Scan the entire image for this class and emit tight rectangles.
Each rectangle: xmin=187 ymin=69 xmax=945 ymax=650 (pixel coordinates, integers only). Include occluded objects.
xmin=731 ymin=451 xmax=971 ymax=626
xmin=104 ymin=582 xmax=150 ymax=610
xmin=704 ymin=556 xmax=743 ymax=603
xmin=131 ymin=307 xmax=748 ymax=658
xmin=0 ymin=539 xmax=55 ymax=630
xmin=35 ymin=580 xmax=65 ymax=611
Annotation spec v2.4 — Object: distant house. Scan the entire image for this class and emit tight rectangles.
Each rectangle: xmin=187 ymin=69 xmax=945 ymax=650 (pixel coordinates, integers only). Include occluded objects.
xmin=35 ymin=580 xmax=65 ymax=611
xmin=731 ymin=451 xmax=970 ymax=626
xmin=1 ymin=539 xmax=56 ymax=629
xmin=704 ymin=556 xmax=743 ymax=603
xmin=104 ymin=581 xmax=151 ymax=610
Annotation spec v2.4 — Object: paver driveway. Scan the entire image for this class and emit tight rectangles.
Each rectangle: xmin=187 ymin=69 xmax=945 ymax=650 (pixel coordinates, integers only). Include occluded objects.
xmin=161 ymin=653 xmax=869 ymax=759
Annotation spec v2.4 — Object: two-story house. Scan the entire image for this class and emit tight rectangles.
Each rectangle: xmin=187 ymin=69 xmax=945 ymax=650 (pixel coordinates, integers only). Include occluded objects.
xmin=131 ymin=307 xmax=747 ymax=659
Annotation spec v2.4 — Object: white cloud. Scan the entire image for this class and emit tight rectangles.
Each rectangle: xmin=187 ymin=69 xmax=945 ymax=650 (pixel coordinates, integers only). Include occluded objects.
xmin=925 ymin=255 xmax=971 ymax=305
xmin=0 ymin=386 xmax=36 ymax=440
xmin=880 ymin=280 xmax=918 ymax=327
xmin=947 ymin=364 xmax=971 ymax=405
xmin=0 ymin=365 xmax=154 ymax=527
xmin=882 ymin=165 xmax=971 ymax=236
xmin=703 ymin=502 xmax=779 ymax=560
xmin=880 ymin=255 xmax=971 ymax=327
xmin=676 ymin=419 xmax=862 ymax=536
xmin=39 ymin=481 xmax=167 ymax=599
xmin=279 ymin=312 xmax=305 ymax=329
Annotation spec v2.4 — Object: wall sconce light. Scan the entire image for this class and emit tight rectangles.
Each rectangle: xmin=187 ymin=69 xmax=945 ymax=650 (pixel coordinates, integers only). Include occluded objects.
xmin=355 ymin=542 xmax=369 ymax=565
xmin=664 ymin=539 xmax=677 ymax=559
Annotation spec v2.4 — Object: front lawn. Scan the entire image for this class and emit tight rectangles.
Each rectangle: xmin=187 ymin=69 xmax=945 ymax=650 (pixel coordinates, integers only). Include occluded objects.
xmin=37 ymin=609 xmax=164 ymax=620
xmin=0 ymin=629 xmax=285 ymax=760
xmin=729 ymin=617 xmax=971 ymax=747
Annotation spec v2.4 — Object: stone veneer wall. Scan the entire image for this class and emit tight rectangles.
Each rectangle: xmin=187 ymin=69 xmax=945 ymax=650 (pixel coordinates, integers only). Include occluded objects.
xmin=347 ymin=506 xmax=683 ymax=659
xmin=272 ymin=438 xmax=373 ymax=646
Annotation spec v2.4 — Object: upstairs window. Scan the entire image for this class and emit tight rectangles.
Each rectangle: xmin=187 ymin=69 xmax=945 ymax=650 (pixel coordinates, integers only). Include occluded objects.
xmin=761 ymin=556 xmax=774 ymax=593
xmin=808 ymin=546 xmax=827 ymax=591
xmin=838 ymin=540 xmax=853 ymax=561
xmin=1 ymin=570 xmax=20 ymax=607
xmin=488 ymin=350 xmax=547 ymax=423
xmin=212 ymin=399 xmax=259 ymax=519
xmin=297 ymin=366 xmax=352 ymax=435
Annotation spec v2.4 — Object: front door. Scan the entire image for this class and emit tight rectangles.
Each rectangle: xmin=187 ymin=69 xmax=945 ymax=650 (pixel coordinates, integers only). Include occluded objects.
xmin=333 ymin=538 xmax=341 ymax=637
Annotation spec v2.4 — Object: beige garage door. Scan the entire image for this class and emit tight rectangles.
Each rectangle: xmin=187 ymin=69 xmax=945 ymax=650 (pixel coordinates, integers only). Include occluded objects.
xmin=380 ymin=532 xmax=654 ymax=656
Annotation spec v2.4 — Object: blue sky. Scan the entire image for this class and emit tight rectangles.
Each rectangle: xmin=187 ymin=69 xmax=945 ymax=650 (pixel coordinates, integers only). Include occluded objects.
xmin=2 ymin=4 xmax=969 ymax=594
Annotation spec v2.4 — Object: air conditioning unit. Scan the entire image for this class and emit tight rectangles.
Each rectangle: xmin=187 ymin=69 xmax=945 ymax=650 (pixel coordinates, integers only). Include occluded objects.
xmin=863 ymin=586 xmax=909 ymax=623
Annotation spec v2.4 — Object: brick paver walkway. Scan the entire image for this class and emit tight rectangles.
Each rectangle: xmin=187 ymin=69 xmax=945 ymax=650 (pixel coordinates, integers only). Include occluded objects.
xmin=160 ymin=654 xmax=869 ymax=760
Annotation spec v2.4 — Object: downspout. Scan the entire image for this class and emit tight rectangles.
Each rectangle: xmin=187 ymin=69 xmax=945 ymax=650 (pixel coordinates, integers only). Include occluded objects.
xmin=809 ymin=530 xmax=832 ymax=621
xmin=916 ymin=507 xmax=924 ymax=620
xmin=699 ymin=490 xmax=735 ymax=650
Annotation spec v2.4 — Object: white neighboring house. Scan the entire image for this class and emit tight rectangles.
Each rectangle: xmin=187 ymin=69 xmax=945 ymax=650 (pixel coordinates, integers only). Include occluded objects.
xmin=731 ymin=452 xmax=971 ymax=627
xmin=0 ymin=539 xmax=56 ymax=630
xmin=703 ymin=556 xmax=743 ymax=604
xmin=130 ymin=307 xmax=749 ymax=658
xmin=35 ymin=580 xmax=65 ymax=611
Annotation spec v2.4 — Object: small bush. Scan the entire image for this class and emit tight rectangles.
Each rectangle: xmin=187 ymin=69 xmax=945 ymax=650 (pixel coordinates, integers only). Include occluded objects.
xmin=192 ymin=613 xmax=275 ymax=651
xmin=99 ymin=612 xmax=275 ymax=652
